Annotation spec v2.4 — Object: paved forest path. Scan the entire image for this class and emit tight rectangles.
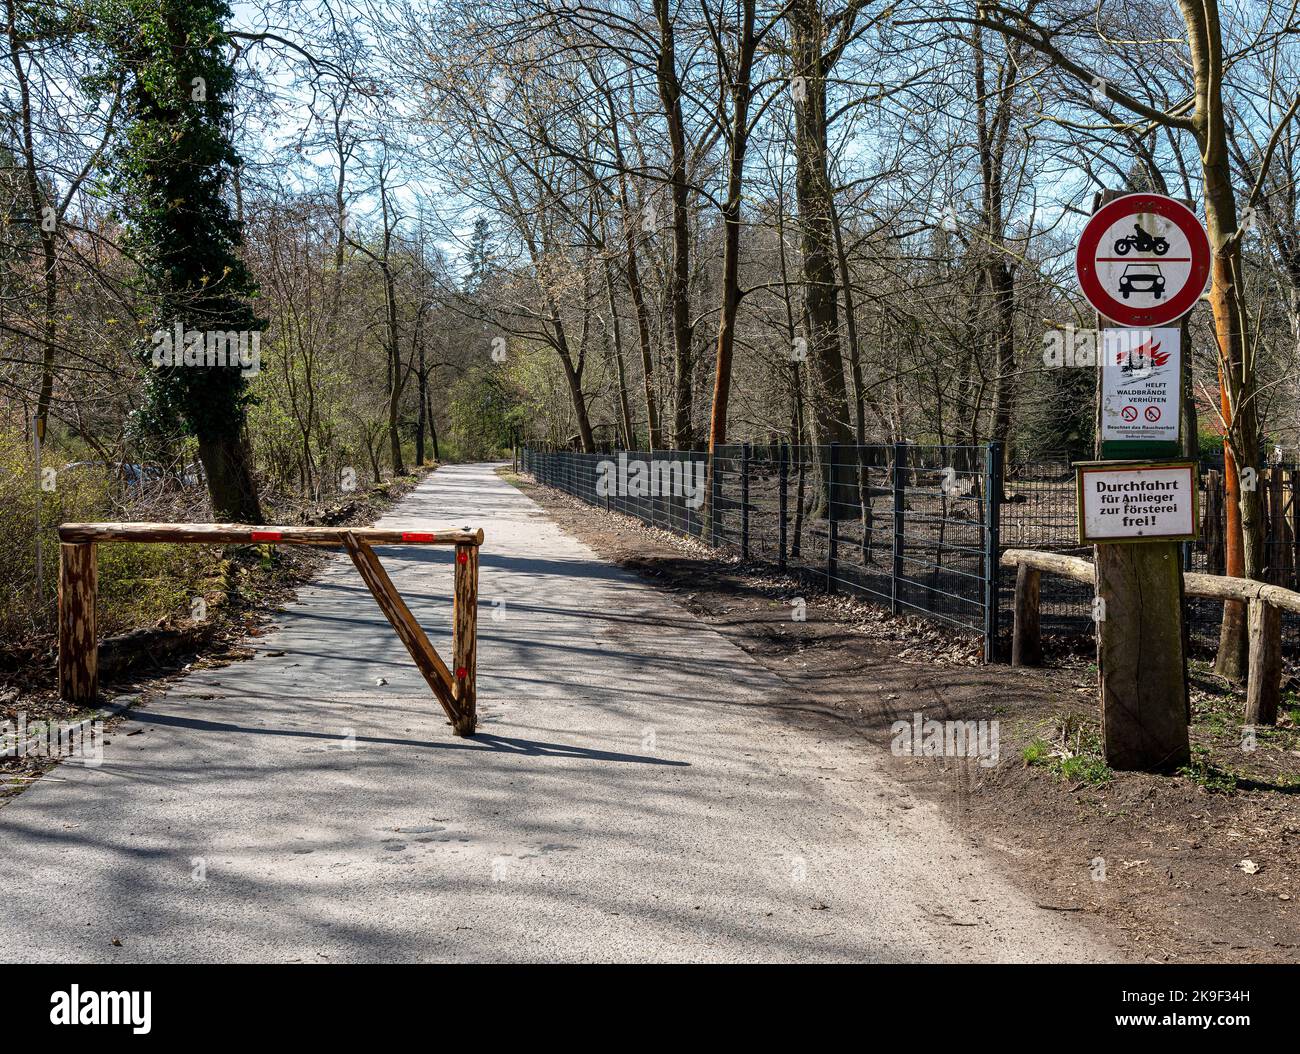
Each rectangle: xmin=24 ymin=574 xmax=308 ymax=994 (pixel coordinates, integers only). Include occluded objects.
xmin=0 ymin=463 xmax=1119 ymax=962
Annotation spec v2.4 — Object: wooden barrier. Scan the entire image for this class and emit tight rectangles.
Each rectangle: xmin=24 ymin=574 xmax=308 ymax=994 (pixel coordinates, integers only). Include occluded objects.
xmin=56 ymin=523 xmax=485 ymax=737
xmin=1001 ymin=548 xmax=1299 ymax=726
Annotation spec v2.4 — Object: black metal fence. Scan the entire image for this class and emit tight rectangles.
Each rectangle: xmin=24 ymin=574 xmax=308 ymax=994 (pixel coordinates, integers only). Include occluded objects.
xmin=523 ymin=443 xmax=1003 ymax=658
xmin=523 ymin=444 xmax=1300 ymax=658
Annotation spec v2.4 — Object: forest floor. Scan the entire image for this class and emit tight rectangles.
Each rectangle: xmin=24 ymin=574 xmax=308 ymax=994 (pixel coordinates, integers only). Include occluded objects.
xmin=0 ymin=467 xmax=437 ymax=800
xmin=508 ymin=470 xmax=1300 ymax=964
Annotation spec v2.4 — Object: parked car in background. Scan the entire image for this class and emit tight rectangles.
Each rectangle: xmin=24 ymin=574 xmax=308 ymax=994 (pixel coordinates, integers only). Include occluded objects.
xmin=61 ymin=461 xmax=164 ymax=491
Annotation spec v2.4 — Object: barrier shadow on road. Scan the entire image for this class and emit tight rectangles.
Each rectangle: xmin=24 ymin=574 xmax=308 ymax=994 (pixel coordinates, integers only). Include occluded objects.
xmin=119 ymin=709 xmax=688 ymax=767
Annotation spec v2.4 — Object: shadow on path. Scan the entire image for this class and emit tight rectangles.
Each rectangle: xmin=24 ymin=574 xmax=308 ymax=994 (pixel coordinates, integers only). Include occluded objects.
xmin=125 ymin=709 xmax=688 ymax=767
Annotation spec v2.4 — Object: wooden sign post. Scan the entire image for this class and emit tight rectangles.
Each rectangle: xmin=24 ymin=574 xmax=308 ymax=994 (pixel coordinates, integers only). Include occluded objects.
xmin=1075 ymin=191 xmax=1211 ymax=771
xmin=1077 ymin=461 xmax=1197 ymax=769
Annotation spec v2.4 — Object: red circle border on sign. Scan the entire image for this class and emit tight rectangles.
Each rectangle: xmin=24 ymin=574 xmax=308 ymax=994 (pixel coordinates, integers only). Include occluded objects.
xmin=1074 ymin=193 xmax=1210 ymax=327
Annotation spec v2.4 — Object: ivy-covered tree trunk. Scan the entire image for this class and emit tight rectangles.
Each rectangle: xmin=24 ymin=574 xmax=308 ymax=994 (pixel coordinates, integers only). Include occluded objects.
xmin=104 ymin=0 xmax=263 ymax=522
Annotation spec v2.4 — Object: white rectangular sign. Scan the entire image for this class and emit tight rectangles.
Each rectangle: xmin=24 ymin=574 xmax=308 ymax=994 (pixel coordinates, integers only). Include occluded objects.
xmin=1100 ymin=328 xmax=1180 ymax=444
xmin=1077 ymin=461 xmax=1198 ymax=543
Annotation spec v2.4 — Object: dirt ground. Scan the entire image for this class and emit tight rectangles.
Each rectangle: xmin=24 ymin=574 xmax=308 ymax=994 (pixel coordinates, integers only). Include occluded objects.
xmin=508 ymin=470 xmax=1300 ymax=964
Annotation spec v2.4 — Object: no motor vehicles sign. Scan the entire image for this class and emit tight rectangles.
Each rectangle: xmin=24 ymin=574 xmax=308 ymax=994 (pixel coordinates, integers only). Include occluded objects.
xmin=1075 ymin=193 xmax=1211 ymax=327
xmin=1076 ymin=461 xmax=1199 ymax=543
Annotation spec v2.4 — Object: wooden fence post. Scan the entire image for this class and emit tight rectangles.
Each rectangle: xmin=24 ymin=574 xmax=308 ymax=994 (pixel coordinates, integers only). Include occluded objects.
xmin=1268 ymin=467 xmax=1284 ymax=583
xmin=1245 ymin=597 xmax=1281 ymax=726
xmin=452 ymin=542 xmax=479 ymax=737
xmin=1011 ymin=563 xmax=1042 ymax=667
xmin=1203 ymin=469 xmax=1224 ymax=574
xmin=58 ymin=542 xmax=98 ymax=705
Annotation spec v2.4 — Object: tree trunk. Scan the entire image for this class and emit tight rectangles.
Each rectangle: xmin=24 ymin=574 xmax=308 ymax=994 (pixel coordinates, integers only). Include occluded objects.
xmin=1179 ymin=0 xmax=1264 ymax=681
xmin=604 ymin=263 xmax=636 ymax=448
xmin=972 ymin=23 xmax=1020 ymax=452
xmin=416 ymin=345 xmax=427 ymax=466
xmin=705 ymin=0 xmax=756 ymax=462
xmin=197 ymin=430 xmax=263 ymax=522
xmin=6 ymin=0 xmax=58 ymax=442
xmin=654 ymin=0 xmax=695 ymax=449
xmin=608 ymin=108 xmax=663 ymax=449
xmin=551 ymin=314 xmax=596 ymax=453
xmin=790 ymin=0 xmax=853 ymax=455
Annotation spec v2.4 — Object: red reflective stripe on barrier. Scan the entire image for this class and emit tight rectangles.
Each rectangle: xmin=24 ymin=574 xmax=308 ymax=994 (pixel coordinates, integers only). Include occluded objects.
xmin=250 ymin=531 xmax=281 ymax=541
xmin=402 ymin=532 xmax=434 ymax=542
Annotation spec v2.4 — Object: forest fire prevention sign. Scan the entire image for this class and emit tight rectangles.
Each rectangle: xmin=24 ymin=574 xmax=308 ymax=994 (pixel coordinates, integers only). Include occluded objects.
xmin=1076 ymin=461 xmax=1199 ymax=543
xmin=1075 ymin=193 xmax=1211 ymax=327
xmin=1101 ymin=327 xmax=1180 ymax=444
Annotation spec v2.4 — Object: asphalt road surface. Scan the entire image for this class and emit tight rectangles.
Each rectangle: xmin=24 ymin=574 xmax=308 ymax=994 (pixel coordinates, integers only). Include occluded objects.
xmin=0 ymin=463 xmax=1119 ymax=962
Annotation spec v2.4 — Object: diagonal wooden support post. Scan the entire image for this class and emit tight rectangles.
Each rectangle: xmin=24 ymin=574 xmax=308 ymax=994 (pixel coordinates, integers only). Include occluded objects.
xmin=341 ymin=531 xmax=462 ymax=731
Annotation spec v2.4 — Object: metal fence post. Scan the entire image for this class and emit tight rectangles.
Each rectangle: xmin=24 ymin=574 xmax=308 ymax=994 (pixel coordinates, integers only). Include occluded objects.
xmin=778 ymin=442 xmax=788 ymax=572
xmin=710 ymin=448 xmax=720 ymax=547
xmin=827 ymin=442 xmax=839 ymax=593
xmin=983 ymin=441 xmax=1003 ymax=663
xmin=741 ymin=442 xmax=750 ymax=560
xmin=891 ymin=442 xmax=905 ymax=614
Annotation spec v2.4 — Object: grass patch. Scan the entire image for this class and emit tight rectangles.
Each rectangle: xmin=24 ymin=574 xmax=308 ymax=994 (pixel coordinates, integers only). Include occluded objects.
xmin=1177 ymin=744 xmax=1240 ymax=793
xmin=1022 ymin=713 xmax=1114 ymax=785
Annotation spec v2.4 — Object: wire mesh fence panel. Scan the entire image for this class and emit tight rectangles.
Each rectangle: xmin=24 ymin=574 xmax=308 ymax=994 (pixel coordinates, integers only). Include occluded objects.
xmin=522 ymin=442 xmax=1001 ymax=643
xmin=997 ymin=458 xmax=1094 ymax=639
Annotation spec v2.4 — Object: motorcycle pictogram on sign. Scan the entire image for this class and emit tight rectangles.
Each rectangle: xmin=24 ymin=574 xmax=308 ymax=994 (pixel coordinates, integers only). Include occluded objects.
xmin=1076 ymin=194 xmax=1211 ymax=327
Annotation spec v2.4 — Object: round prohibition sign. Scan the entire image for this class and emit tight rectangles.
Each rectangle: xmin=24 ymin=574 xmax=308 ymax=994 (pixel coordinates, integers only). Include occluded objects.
xmin=1075 ymin=193 xmax=1211 ymax=327
xmin=1145 ymin=406 xmax=1162 ymax=422
xmin=1121 ymin=406 xmax=1138 ymax=422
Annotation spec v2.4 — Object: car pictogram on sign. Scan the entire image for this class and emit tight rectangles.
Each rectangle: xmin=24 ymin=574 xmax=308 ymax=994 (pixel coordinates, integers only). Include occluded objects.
xmin=1118 ymin=263 xmax=1165 ymax=299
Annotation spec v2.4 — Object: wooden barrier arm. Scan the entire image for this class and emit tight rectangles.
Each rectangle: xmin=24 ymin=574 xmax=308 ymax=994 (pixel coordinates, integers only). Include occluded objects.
xmin=58 ymin=523 xmax=484 ymax=547
xmin=56 ymin=520 xmax=486 ymax=738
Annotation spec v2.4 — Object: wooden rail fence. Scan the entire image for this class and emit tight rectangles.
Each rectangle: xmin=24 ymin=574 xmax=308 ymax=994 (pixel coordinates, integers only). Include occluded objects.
xmin=56 ymin=523 xmax=484 ymax=737
xmin=1002 ymin=548 xmax=1300 ymax=725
